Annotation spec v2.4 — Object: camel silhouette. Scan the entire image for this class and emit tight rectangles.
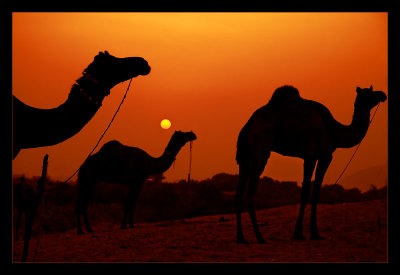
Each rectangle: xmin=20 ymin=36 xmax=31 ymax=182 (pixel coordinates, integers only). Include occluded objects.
xmin=12 ymin=51 xmax=151 ymax=159
xmin=75 ymin=131 xmax=197 ymax=234
xmin=235 ymin=85 xmax=387 ymax=243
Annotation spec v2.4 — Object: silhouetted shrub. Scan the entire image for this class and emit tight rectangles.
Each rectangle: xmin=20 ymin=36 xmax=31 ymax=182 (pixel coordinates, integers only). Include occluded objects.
xmin=13 ymin=174 xmax=387 ymax=234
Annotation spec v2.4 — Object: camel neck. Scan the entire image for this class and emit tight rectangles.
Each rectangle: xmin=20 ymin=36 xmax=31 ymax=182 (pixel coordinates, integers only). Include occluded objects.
xmin=335 ymin=106 xmax=370 ymax=149
xmin=13 ymin=78 xmax=107 ymax=150
xmin=52 ymin=81 xmax=105 ymax=134
xmin=150 ymin=148 xmax=180 ymax=175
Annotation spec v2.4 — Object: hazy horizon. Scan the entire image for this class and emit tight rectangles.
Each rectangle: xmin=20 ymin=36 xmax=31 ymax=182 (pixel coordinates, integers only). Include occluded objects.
xmin=12 ymin=13 xmax=388 ymax=192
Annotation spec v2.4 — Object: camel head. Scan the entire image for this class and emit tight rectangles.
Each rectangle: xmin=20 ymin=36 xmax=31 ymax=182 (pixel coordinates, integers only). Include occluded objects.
xmin=172 ymin=130 xmax=197 ymax=145
xmin=83 ymin=51 xmax=151 ymax=91
xmin=165 ymin=131 xmax=197 ymax=155
xmin=355 ymin=85 xmax=387 ymax=112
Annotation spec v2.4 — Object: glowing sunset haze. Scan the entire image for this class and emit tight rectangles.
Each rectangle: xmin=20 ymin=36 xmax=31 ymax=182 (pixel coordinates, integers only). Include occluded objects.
xmin=12 ymin=13 xmax=387 ymax=191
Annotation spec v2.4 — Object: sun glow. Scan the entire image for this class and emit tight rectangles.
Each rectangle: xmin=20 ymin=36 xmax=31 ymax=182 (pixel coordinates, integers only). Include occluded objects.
xmin=12 ymin=12 xmax=387 ymax=189
xmin=160 ymin=119 xmax=171 ymax=129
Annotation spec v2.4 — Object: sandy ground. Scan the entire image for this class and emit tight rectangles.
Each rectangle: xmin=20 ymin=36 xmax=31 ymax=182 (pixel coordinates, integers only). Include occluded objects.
xmin=12 ymin=200 xmax=387 ymax=263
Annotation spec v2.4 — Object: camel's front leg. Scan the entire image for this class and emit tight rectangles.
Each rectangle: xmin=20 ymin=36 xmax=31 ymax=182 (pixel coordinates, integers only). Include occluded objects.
xmin=235 ymin=164 xmax=248 ymax=244
xmin=82 ymin=198 xmax=95 ymax=233
xmin=293 ymin=158 xmax=316 ymax=240
xmin=247 ymin=173 xmax=266 ymax=244
xmin=247 ymin=154 xmax=269 ymax=244
xmin=127 ymin=182 xmax=143 ymax=228
xmin=310 ymin=155 xmax=332 ymax=240
xmin=121 ymin=182 xmax=142 ymax=229
xmin=121 ymin=185 xmax=133 ymax=229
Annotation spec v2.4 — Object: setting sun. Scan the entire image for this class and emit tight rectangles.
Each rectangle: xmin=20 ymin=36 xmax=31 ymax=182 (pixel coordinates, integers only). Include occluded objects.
xmin=160 ymin=119 xmax=171 ymax=129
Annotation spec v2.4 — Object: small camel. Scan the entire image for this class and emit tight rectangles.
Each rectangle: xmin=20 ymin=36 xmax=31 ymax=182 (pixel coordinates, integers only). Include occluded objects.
xmin=235 ymin=85 xmax=386 ymax=243
xmin=75 ymin=131 xmax=197 ymax=234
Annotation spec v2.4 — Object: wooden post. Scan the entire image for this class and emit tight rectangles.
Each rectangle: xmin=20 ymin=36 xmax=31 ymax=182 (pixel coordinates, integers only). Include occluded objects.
xmin=21 ymin=154 xmax=48 ymax=262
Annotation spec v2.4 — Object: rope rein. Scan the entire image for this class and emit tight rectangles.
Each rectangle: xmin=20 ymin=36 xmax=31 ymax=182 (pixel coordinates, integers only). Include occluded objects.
xmin=31 ymin=78 xmax=133 ymax=261
xmin=62 ymin=77 xmax=133 ymax=185
xmin=333 ymin=102 xmax=381 ymax=185
xmin=188 ymin=140 xmax=193 ymax=182
xmin=184 ymin=140 xmax=193 ymax=194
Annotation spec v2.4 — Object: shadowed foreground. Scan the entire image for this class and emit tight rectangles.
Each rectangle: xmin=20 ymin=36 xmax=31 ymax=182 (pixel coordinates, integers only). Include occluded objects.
xmin=13 ymin=200 xmax=387 ymax=262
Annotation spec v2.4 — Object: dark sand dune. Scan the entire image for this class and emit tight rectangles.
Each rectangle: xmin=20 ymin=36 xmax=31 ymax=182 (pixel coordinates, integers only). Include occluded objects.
xmin=13 ymin=200 xmax=387 ymax=263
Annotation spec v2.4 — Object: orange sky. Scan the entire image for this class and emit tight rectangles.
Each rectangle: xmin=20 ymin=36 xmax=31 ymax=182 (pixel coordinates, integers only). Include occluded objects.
xmin=12 ymin=13 xmax=388 ymax=191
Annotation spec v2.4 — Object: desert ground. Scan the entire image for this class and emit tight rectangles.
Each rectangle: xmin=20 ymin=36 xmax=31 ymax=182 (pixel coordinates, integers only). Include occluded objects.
xmin=12 ymin=199 xmax=387 ymax=263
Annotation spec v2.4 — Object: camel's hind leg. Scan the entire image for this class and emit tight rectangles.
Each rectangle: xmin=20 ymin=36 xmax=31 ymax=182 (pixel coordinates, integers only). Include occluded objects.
xmin=76 ymin=173 xmax=95 ymax=234
xmin=309 ymin=154 xmax=332 ymax=240
xmin=82 ymin=196 xmax=95 ymax=233
xmin=121 ymin=182 xmax=142 ymax=229
xmin=293 ymin=157 xmax=317 ymax=240
xmin=235 ymin=163 xmax=249 ymax=244
xmin=75 ymin=186 xmax=86 ymax=234
xmin=247 ymin=152 xmax=270 ymax=244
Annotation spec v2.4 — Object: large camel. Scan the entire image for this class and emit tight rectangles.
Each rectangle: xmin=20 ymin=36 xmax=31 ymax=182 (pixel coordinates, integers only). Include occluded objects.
xmin=12 ymin=51 xmax=151 ymax=159
xmin=75 ymin=131 xmax=197 ymax=234
xmin=235 ymin=85 xmax=387 ymax=243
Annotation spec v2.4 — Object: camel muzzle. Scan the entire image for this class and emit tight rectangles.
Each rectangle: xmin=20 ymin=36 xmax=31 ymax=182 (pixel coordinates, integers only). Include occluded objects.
xmin=376 ymin=91 xmax=387 ymax=102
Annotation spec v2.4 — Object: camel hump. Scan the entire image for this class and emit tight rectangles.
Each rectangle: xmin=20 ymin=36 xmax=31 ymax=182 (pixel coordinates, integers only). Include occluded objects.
xmin=99 ymin=140 xmax=123 ymax=152
xmin=268 ymin=85 xmax=301 ymax=105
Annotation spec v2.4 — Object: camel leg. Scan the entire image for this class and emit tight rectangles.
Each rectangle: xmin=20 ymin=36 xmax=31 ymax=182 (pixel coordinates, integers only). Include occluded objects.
xmin=121 ymin=184 xmax=136 ymax=229
xmin=76 ymin=179 xmax=95 ymax=234
xmin=121 ymin=182 xmax=142 ymax=229
xmin=82 ymin=197 xmax=95 ymax=233
xmin=310 ymin=155 xmax=332 ymax=240
xmin=247 ymin=155 xmax=269 ymax=244
xmin=247 ymin=173 xmax=265 ymax=244
xmin=127 ymin=182 xmax=143 ymax=228
xmin=235 ymin=163 xmax=249 ymax=244
xmin=75 ymin=192 xmax=84 ymax=234
xmin=75 ymin=184 xmax=87 ymax=234
xmin=121 ymin=186 xmax=132 ymax=229
xmin=293 ymin=158 xmax=317 ymax=240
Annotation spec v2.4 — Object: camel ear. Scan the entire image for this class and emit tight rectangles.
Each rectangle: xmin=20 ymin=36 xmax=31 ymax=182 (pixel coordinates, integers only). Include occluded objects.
xmin=356 ymin=87 xmax=362 ymax=94
xmin=104 ymin=51 xmax=110 ymax=55
xmin=98 ymin=51 xmax=104 ymax=56
xmin=370 ymin=85 xmax=373 ymax=91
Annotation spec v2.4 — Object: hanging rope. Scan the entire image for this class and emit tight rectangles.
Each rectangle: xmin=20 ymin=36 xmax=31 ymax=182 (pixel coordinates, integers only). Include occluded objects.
xmin=62 ymin=78 xmax=133 ymax=185
xmin=184 ymin=140 xmax=193 ymax=195
xmin=22 ymin=154 xmax=48 ymax=262
xmin=30 ymin=79 xmax=133 ymax=262
xmin=333 ymin=102 xmax=381 ymax=185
